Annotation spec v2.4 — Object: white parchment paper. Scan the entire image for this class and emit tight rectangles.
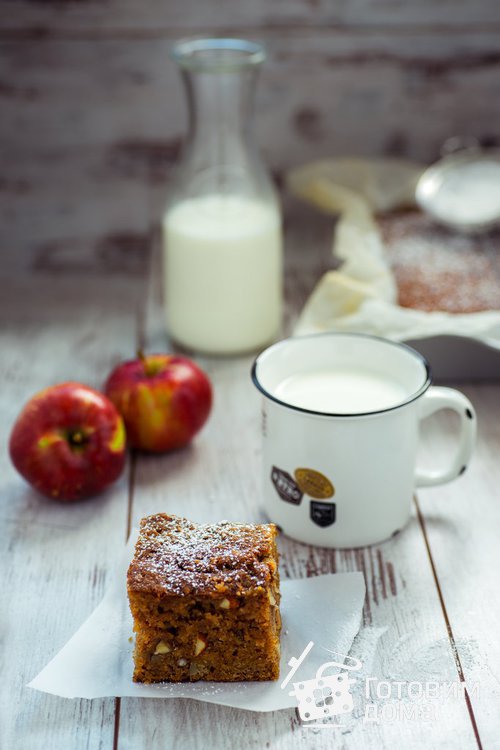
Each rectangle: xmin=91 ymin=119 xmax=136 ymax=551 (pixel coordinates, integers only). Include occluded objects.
xmin=28 ymin=537 xmax=365 ymax=712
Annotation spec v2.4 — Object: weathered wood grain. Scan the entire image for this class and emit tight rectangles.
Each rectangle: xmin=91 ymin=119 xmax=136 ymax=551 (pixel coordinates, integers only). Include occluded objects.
xmin=416 ymin=386 xmax=500 ymax=749
xmin=2 ymin=31 xmax=500 ymax=168
xmin=2 ymin=0 xmax=500 ymax=34
xmin=1 ymin=3 xmax=499 ymax=739
xmin=0 ymin=273 xmax=148 ymax=750
xmin=2 ymin=30 xmax=500 ymax=275
xmin=0 ymin=144 xmax=157 ymax=275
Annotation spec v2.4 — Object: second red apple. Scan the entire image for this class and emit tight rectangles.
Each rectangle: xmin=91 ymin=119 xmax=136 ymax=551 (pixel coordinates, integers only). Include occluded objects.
xmin=105 ymin=354 xmax=212 ymax=453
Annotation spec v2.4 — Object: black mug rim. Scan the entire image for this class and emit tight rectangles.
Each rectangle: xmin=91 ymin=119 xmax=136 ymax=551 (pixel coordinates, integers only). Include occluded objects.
xmin=251 ymin=332 xmax=433 ymax=418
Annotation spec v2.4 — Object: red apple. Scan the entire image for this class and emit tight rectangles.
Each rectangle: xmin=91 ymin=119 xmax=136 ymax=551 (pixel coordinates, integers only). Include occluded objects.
xmin=9 ymin=382 xmax=126 ymax=501
xmin=104 ymin=354 xmax=212 ymax=453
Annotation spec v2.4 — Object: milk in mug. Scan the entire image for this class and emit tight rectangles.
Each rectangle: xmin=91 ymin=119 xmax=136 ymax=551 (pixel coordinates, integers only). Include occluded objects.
xmin=163 ymin=194 xmax=282 ymax=354
xmin=274 ymin=368 xmax=408 ymax=414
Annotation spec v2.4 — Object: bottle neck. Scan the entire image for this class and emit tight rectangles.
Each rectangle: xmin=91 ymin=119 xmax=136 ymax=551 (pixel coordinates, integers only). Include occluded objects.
xmin=181 ymin=67 xmax=259 ymax=174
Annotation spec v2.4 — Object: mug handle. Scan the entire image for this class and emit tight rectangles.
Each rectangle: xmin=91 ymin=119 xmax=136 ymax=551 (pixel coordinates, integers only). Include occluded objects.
xmin=415 ymin=386 xmax=477 ymax=488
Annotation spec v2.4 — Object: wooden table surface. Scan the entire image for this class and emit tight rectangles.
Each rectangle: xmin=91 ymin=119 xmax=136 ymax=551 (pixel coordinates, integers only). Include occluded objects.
xmin=1 ymin=200 xmax=499 ymax=750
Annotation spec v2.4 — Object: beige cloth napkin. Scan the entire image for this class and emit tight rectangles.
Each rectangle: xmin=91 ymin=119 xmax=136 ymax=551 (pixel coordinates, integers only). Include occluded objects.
xmin=287 ymin=157 xmax=500 ymax=343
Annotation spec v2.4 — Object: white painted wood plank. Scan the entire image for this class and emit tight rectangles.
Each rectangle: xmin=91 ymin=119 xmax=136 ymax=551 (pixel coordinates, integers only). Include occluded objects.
xmin=1 ymin=32 xmax=500 ymax=172
xmin=116 ymin=220 xmax=479 ymax=748
xmin=2 ymin=0 xmax=500 ymax=33
xmin=0 ymin=143 xmax=155 ymax=276
xmin=0 ymin=273 xmax=148 ymax=750
xmin=2 ymin=33 xmax=500 ymax=280
xmin=416 ymin=384 xmax=500 ymax=749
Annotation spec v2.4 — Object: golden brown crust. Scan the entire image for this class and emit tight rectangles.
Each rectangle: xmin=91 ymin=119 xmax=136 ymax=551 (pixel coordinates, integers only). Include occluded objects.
xmin=127 ymin=513 xmax=278 ymax=597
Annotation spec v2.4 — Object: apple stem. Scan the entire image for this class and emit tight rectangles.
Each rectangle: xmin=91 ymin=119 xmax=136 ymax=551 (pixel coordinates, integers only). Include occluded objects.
xmin=137 ymin=349 xmax=165 ymax=377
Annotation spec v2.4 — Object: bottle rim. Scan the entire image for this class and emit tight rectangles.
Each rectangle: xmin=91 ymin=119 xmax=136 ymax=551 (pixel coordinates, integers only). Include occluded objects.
xmin=171 ymin=37 xmax=266 ymax=72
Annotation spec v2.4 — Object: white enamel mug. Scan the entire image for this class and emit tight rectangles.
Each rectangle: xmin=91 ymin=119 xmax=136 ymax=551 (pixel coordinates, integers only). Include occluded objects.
xmin=251 ymin=333 xmax=476 ymax=548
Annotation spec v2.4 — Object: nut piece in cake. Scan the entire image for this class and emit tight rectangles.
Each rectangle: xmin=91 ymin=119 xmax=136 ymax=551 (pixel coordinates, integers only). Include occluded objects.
xmin=127 ymin=513 xmax=281 ymax=683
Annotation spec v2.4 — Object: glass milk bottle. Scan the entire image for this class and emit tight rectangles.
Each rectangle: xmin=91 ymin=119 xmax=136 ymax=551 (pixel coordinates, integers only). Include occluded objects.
xmin=163 ymin=38 xmax=283 ymax=355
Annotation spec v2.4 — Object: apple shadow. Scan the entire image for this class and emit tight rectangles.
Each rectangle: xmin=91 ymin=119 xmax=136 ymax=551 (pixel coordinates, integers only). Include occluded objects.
xmin=6 ymin=464 xmax=131 ymax=534
xmin=131 ymin=443 xmax=198 ymax=490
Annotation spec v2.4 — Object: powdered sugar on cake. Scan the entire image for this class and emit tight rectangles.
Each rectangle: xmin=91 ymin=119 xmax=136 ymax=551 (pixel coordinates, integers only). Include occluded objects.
xmin=379 ymin=211 xmax=500 ymax=313
xmin=128 ymin=513 xmax=276 ymax=596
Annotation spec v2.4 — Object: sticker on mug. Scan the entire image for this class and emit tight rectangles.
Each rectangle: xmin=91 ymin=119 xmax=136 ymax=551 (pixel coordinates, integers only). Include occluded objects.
xmin=271 ymin=466 xmax=303 ymax=505
xmin=294 ymin=468 xmax=335 ymax=499
xmin=310 ymin=501 xmax=336 ymax=528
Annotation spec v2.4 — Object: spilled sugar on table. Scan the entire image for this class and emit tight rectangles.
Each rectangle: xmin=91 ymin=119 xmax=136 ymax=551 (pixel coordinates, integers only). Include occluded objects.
xmin=1 ymin=200 xmax=499 ymax=750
